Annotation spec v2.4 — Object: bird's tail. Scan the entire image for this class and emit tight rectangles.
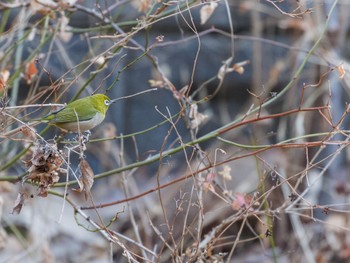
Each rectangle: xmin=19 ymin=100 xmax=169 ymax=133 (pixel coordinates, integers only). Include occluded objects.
xmin=1 ymin=121 xmax=42 ymax=139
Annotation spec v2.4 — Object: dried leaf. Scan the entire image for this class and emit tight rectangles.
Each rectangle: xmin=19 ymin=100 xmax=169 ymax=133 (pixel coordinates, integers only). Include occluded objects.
xmin=24 ymin=141 xmax=64 ymax=197
xmin=0 ymin=70 xmax=9 ymax=92
xmin=200 ymin=172 xmax=216 ymax=193
xmin=200 ymin=2 xmax=218 ymax=25
xmin=24 ymin=60 xmax=38 ymax=85
xmin=231 ymin=193 xmax=252 ymax=210
xmin=218 ymin=59 xmax=250 ymax=80
xmin=232 ymin=60 xmax=250 ymax=75
xmin=12 ymin=192 xmax=28 ymax=215
xmin=189 ymin=104 xmax=198 ymax=119
xmin=217 ymin=57 xmax=233 ymax=81
xmin=189 ymin=103 xmax=208 ymax=129
xmin=76 ymin=159 xmax=94 ymax=200
xmin=20 ymin=126 xmax=37 ymax=141
xmin=337 ymin=64 xmax=345 ymax=79
xmin=149 ymin=79 xmax=165 ymax=88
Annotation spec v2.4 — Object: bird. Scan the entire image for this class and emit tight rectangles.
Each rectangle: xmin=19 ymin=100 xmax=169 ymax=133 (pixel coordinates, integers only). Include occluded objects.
xmin=2 ymin=88 xmax=156 ymax=138
xmin=42 ymin=94 xmax=117 ymax=132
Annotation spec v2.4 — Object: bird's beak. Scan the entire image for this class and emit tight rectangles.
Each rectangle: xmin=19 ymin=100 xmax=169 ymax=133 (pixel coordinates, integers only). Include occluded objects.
xmin=110 ymin=99 xmax=119 ymax=104
xmin=108 ymin=88 xmax=158 ymax=105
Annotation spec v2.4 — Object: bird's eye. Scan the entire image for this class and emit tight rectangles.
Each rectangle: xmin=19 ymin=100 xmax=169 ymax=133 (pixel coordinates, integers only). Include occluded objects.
xmin=104 ymin=99 xmax=110 ymax=106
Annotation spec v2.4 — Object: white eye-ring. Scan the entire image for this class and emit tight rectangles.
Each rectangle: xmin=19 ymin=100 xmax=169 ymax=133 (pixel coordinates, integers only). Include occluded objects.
xmin=104 ymin=99 xmax=110 ymax=106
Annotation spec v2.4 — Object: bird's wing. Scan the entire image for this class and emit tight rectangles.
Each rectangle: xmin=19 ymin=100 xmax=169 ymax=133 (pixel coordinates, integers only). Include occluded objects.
xmin=47 ymin=101 xmax=97 ymax=123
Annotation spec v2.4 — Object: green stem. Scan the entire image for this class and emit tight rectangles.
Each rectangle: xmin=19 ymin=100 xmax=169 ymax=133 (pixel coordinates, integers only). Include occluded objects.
xmin=0 ymin=9 xmax=10 ymax=33
xmin=217 ymin=130 xmax=350 ymax=149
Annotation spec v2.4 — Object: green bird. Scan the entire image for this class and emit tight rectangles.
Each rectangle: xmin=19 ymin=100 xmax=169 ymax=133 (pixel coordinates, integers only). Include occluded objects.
xmin=3 ymin=89 xmax=156 ymax=138
xmin=42 ymin=94 xmax=117 ymax=132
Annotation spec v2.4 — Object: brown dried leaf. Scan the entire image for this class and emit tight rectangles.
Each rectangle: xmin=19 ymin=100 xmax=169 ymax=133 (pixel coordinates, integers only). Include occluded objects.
xmin=20 ymin=126 xmax=37 ymax=141
xmin=77 ymin=159 xmax=94 ymax=200
xmin=25 ymin=141 xmax=64 ymax=197
xmin=201 ymin=172 xmax=216 ymax=193
xmin=231 ymin=192 xmax=252 ymax=210
xmin=232 ymin=60 xmax=250 ymax=75
xmin=12 ymin=192 xmax=28 ymax=215
xmin=218 ymin=59 xmax=250 ymax=80
xmin=32 ymin=172 xmax=60 ymax=197
xmin=24 ymin=59 xmax=38 ymax=85
xmin=0 ymin=70 xmax=9 ymax=92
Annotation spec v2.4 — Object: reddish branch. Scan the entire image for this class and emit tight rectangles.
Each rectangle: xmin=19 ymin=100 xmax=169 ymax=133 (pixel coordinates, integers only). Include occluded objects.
xmin=81 ymin=105 xmax=342 ymax=210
